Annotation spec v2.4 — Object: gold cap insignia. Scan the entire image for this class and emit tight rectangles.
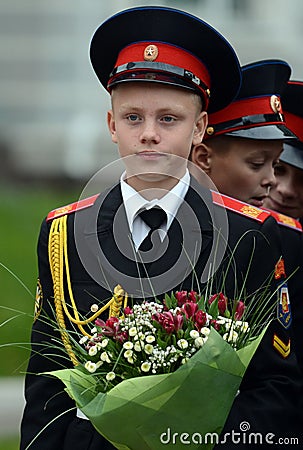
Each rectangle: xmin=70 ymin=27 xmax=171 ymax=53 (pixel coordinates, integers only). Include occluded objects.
xmin=206 ymin=126 xmax=214 ymax=136
xmin=144 ymin=44 xmax=158 ymax=61
xmin=270 ymin=95 xmax=281 ymax=113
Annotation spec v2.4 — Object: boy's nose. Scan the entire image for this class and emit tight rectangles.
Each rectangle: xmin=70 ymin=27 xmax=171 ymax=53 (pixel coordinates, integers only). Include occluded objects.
xmin=140 ymin=121 xmax=160 ymax=144
xmin=263 ymin=168 xmax=277 ymax=190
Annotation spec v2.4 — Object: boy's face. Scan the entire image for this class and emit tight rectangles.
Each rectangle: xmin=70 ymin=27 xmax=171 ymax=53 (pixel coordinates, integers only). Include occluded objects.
xmin=191 ymin=136 xmax=281 ymax=207
xmin=264 ymin=161 xmax=303 ymax=218
xmin=107 ymin=82 xmax=207 ymax=192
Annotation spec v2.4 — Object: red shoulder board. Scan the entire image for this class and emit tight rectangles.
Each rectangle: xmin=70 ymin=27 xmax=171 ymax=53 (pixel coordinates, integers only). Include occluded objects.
xmin=46 ymin=194 xmax=100 ymax=222
xmin=211 ymin=191 xmax=270 ymax=223
xmin=263 ymin=208 xmax=302 ymax=232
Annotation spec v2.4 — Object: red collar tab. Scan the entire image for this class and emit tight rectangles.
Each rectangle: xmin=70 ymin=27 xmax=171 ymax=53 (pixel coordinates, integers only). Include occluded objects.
xmin=205 ymin=96 xmax=284 ymax=138
xmin=211 ymin=190 xmax=270 ymax=223
xmin=262 ymin=207 xmax=302 ymax=232
xmin=46 ymin=194 xmax=100 ymax=222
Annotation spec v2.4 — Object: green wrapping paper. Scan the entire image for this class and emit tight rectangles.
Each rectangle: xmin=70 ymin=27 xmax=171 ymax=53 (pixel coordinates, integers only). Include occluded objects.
xmin=47 ymin=327 xmax=266 ymax=449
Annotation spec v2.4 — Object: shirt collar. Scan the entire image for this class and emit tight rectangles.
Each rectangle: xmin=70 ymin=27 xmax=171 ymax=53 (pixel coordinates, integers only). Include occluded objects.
xmin=120 ymin=170 xmax=190 ymax=232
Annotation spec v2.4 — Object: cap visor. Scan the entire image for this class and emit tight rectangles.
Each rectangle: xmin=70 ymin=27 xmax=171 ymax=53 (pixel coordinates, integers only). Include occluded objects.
xmin=225 ymin=124 xmax=296 ymax=140
xmin=280 ymin=142 xmax=303 ymax=170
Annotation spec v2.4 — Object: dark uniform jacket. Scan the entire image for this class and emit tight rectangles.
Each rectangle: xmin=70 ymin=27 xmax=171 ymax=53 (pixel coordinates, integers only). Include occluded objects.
xmin=20 ymin=178 xmax=303 ymax=450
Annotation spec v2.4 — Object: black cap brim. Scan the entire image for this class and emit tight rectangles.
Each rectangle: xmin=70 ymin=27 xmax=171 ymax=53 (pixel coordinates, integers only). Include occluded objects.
xmin=224 ymin=124 xmax=296 ymax=140
xmin=280 ymin=142 xmax=303 ymax=170
xmin=90 ymin=6 xmax=241 ymax=113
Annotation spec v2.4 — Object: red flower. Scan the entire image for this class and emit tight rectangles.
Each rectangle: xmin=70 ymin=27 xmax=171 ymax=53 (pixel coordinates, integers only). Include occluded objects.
xmin=194 ymin=309 xmax=207 ymax=331
xmin=106 ymin=317 xmax=119 ymax=329
xmin=153 ymin=311 xmax=183 ymax=334
xmin=188 ymin=290 xmax=198 ymax=303
xmin=95 ymin=316 xmax=120 ymax=337
xmin=208 ymin=292 xmax=228 ymax=315
xmin=124 ymin=306 xmax=133 ymax=315
xmin=182 ymin=301 xmax=198 ymax=319
xmin=235 ymin=301 xmax=245 ymax=320
xmin=115 ymin=331 xmax=128 ymax=343
xmin=173 ymin=313 xmax=184 ymax=331
xmin=175 ymin=291 xmax=188 ymax=306
xmin=211 ymin=319 xmax=221 ymax=331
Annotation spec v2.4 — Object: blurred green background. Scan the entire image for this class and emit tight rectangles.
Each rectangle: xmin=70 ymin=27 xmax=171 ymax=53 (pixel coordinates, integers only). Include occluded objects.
xmin=0 ymin=182 xmax=79 ymax=449
xmin=1 ymin=183 xmax=79 ymax=378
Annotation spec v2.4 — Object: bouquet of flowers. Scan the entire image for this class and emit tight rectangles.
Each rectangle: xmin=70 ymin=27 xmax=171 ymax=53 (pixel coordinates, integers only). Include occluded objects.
xmin=47 ymin=285 xmax=273 ymax=450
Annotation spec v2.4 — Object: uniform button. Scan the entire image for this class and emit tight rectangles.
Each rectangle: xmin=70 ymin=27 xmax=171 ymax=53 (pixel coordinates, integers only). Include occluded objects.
xmin=90 ymin=303 xmax=99 ymax=312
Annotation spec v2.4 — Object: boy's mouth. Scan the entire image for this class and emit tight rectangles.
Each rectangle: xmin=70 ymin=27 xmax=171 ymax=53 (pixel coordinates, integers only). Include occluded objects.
xmin=250 ymin=195 xmax=267 ymax=207
xmin=137 ymin=150 xmax=167 ymax=159
xmin=267 ymin=196 xmax=296 ymax=214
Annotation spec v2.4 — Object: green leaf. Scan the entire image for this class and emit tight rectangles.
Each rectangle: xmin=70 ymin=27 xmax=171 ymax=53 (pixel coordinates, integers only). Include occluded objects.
xmin=164 ymin=293 xmax=173 ymax=309
xmin=208 ymin=297 xmax=219 ymax=318
xmin=197 ymin=294 xmax=205 ymax=310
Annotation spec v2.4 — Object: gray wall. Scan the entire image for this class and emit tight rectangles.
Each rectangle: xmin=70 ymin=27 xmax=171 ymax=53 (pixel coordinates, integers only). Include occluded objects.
xmin=1 ymin=0 xmax=303 ymax=180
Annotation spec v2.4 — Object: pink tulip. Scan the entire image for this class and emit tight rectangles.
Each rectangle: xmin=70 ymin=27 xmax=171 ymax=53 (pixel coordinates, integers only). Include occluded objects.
xmin=235 ymin=301 xmax=245 ymax=320
xmin=124 ymin=306 xmax=133 ymax=315
xmin=209 ymin=292 xmax=228 ymax=315
xmin=188 ymin=290 xmax=198 ymax=303
xmin=182 ymin=301 xmax=198 ymax=319
xmin=175 ymin=290 xmax=188 ymax=306
xmin=194 ymin=309 xmax=207 ymax=331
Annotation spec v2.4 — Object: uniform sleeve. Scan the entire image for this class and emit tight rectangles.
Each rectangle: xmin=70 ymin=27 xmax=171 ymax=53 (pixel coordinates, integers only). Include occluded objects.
xmin=20 ymin=219 xmax=116 ymax=450
xmin=217 ymin=215 xmax=303 ymax=442
xmin=279 ymin=226 xmax=303 ymax=373
xmin=20 ymin=219 xmax=75 ymax=450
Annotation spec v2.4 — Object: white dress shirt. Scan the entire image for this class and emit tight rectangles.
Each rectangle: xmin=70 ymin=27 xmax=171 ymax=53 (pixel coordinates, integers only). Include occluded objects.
xmin=120 ymin=171 xmax=190 ymax=250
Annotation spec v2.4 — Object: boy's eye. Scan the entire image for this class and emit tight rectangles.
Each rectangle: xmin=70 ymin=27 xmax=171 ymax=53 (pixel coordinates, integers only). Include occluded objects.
xmin=249 ymin=162 xmax=263 ymax=170
xmin=127 ymin=114 xmax=140 ymax=122
xmin=274 ymin=163 xmax=286 ymax=176
xmin=161 ymin=116 xmax=175 ymax=123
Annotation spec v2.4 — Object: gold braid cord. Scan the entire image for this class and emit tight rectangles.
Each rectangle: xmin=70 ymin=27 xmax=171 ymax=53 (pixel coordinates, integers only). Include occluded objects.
xmin=48 ymin=215 xmax=127 ymax=365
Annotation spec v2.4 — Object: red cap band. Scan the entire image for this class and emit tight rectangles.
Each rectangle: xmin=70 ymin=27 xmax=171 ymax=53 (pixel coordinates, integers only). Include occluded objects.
xmin=108 ymin=42 xmax=211 ymax=100
xmin=205 ymin=96 xmax=285 ymax=138
xmin=209 ymin=96 xmax=284 ymax=125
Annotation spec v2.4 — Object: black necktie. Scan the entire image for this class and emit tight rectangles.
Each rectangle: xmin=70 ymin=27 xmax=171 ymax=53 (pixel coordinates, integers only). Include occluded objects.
xmin=138 ymin=207 xmax=167 ymax=252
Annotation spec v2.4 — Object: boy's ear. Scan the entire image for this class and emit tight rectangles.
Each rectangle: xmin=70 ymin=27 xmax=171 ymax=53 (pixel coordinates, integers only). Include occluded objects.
xmin=192 ymin=111 xmax=208 ymax=145
xmin=190 ymin=142 xmax=212 ymax=173
xmin=107 ymin=110 xmax=118 ymax=143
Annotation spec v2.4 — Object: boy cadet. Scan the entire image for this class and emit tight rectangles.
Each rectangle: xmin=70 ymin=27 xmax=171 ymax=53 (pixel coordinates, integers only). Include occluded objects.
xmin=190 ymin=59 xmax=303 ymax=375
xmin=190 ymin=59 xmax=295 ymax=208
xmin=265 ymin=80 xmax=303 ymax=221
xmin=20 ymin=8 xmax=302 ymax=450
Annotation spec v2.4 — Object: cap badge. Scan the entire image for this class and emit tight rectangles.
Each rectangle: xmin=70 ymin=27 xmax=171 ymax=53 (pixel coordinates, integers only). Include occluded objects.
xmin=270 ymin=95 xmax=281 ymax=113
xmin=144 ymin=44 xmax=159 ymax=61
